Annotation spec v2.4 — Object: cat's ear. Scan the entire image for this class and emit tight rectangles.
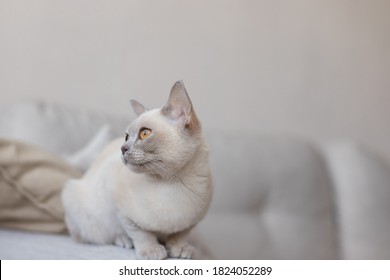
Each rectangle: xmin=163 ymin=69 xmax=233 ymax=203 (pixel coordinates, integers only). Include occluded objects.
xmin=130 ymin=99 xmax=147 ymax=116
xmin=161 ymin=81 xmax=200 ymax=131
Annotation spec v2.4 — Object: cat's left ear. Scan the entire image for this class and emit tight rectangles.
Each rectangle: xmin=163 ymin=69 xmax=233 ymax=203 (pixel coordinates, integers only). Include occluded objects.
xmin=161 ymin=81 xmax=199 ymax=131
xmin=130 ymin=99 xmax=147 ymax=116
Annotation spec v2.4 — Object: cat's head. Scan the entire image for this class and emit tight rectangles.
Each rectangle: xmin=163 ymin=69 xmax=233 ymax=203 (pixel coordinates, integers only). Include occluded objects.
xmin=121 ymin=81 xmax=202 ymax=178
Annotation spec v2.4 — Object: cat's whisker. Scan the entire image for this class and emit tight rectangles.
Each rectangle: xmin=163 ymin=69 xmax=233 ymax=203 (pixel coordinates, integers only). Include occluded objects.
xmin=145 ymin=160 xmax=169 ymax=174
xmin=144 ymin=158 xmax=205 ymax=196
xmin=143 ymin=163 xmax=156 ymax=176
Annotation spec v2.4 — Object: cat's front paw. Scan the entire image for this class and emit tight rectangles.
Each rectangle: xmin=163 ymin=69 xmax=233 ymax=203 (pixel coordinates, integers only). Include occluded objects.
xmin=136 ymin=244 xmax=167 ymax=260
xmin=114 ymin=235 xmax=133 ymax=249
xmin=166 ymin=242 xmax=196 ymax=259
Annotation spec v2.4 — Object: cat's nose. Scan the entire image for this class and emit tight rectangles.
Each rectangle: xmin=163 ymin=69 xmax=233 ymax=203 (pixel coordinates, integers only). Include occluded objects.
xmin=121 ymin=145 xmax=129 ymax=155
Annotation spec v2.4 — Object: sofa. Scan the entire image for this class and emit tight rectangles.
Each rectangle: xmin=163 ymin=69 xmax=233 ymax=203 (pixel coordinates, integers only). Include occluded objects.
xmin=1 ymin=100 xmax=390 ymax=259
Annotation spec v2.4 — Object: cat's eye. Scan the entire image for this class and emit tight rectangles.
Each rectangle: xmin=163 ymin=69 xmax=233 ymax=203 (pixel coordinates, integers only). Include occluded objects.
xmin=139 ymin=128 xmax=152 ymax=140
xmin=125 ymin=133 xmax=129 ymax=141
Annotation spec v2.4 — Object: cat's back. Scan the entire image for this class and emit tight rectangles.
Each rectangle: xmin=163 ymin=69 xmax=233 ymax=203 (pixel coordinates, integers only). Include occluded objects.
xmin=63 ymin=137 xmax=125 ymax=200
xmin=83 ymin=137 xmax=124 ymax=176
xmin=62 ymin=137 xmax=124 ymax=205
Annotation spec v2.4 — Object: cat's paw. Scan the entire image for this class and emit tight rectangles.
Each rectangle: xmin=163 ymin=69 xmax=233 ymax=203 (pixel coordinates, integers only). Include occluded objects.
xmin=166 ymin=242 xmax=196 ymax=259
xmin=136 ymin=244 xmax=167 ymax=260
xmin=114 ymin=235 xmax=134 ymax=249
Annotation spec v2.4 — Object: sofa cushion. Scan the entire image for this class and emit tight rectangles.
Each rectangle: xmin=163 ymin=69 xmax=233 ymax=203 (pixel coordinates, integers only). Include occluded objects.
xmin=0 ymin=100 xmax=129 ymax=156
xmin=199 ymin=133 xmax=339 ymax=259
xmin=325 ymin=143 xmax=390 ymax=259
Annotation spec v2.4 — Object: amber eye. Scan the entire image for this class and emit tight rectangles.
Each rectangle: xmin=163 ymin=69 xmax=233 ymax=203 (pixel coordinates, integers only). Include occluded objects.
xmin=139 ymin=128 xmax=152 ymax=140
xmin=125 ymin=133 xmax=129 ymax=141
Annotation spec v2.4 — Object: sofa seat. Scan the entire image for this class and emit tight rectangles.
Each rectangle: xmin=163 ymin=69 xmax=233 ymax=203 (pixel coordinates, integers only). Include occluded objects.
xmin=1 ymin=101 xmax=390 ymax=259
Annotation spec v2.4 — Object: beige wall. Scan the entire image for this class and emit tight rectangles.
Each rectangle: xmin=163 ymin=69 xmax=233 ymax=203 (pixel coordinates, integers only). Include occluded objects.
xmin=1 ymin=0 xmax=389 ymax=160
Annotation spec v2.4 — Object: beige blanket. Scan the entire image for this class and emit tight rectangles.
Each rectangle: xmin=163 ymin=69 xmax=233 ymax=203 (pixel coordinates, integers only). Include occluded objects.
xmin=0 ymin=139 xmax=81 ymax=233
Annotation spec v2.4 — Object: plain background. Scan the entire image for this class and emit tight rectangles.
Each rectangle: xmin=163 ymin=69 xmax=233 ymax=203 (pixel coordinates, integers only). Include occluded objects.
xmin=1 ymin=0 xmax=389 ymax=162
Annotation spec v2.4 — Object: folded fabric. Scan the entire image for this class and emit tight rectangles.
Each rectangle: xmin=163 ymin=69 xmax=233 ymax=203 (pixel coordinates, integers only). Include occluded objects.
xmin=0 ymin=139 xmax=82 ymax=233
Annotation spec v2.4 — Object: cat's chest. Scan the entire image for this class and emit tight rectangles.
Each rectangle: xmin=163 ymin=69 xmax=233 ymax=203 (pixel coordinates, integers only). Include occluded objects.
xmin=113 ymin=175 xmax=208 ymax=234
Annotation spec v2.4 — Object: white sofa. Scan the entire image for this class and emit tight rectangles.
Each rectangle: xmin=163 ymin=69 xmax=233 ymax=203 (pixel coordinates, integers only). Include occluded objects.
xmin=1 ymin=101 xmax=390 ymax=259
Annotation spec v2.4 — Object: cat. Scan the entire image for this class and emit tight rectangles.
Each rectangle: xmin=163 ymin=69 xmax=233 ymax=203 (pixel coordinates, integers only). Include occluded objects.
xmin=61 ymin=81 xmax=213 ymax=260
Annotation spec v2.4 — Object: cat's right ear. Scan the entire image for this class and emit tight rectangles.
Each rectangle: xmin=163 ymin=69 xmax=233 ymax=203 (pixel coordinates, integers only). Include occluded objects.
xmin=130 ymin=99 xmax=147 ymax=116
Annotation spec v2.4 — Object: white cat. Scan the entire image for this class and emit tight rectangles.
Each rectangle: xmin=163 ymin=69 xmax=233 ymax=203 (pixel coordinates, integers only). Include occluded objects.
xmin=61 ymin=81 xmax=213 ymax=260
